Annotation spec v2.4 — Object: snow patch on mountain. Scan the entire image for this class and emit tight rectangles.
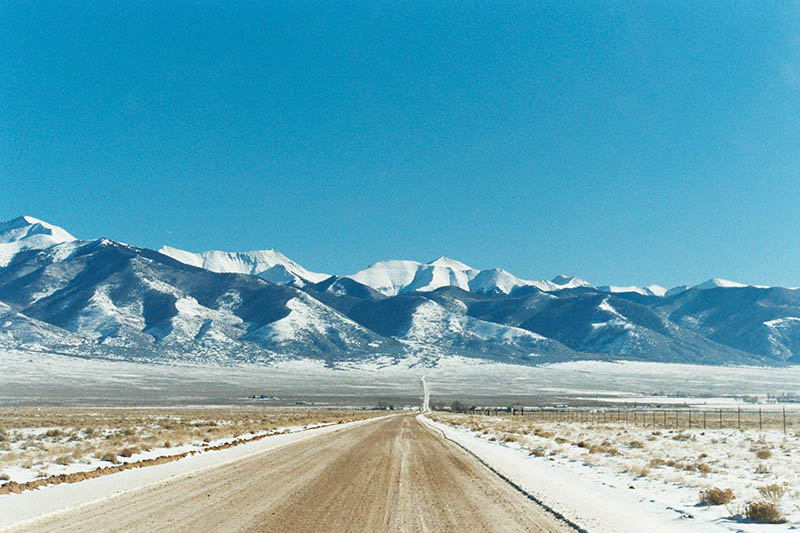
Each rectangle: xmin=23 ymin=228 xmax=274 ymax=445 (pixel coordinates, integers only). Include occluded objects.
xmin=402 ymin=300 xmax=547 ymax=346
xmin=71 ymin=286 xmax=146 ymax=339
xmin=246 ymin=293 xmax=381 ymax=350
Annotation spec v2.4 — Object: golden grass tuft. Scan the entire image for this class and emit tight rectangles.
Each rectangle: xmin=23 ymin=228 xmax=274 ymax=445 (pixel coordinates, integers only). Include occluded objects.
xmin=745 ymin=502 xmax=786 ymax=524
xmin=755 ymin=449 xmax=772 ymax=460
xmin=699 ymin=487 xmax=734 ymax=505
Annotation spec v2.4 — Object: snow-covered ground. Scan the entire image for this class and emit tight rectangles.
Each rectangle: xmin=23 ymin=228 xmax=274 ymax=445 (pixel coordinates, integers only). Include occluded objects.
xmin=423 ymin=413 xmax=799 ymax=532
xmin=5 ymin=348 xmax=800 ymax=407
xmin=0 ymin=415 xmax=388 ymax=529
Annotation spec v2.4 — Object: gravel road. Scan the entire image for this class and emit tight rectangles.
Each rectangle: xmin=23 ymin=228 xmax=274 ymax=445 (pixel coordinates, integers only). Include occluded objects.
xmin=13 ymin=415 xmax=575 ymax=532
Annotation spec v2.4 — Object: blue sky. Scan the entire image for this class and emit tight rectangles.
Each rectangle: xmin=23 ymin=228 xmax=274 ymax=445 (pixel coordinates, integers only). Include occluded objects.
xmin=2 ymin=1 xmax=800 ymax=288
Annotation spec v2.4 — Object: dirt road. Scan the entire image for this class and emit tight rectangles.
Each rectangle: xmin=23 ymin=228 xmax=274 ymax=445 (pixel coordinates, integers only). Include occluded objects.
xmin=12 ymin=415 xmax=575 ymax=532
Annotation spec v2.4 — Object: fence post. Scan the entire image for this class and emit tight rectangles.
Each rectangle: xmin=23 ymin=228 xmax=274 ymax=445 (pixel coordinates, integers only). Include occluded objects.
xmin=759 ymin=408 xmax=762 ymax=432
xmin=703 ymin=410 xmax=706 ymax=429
xmin=719 ymin=408 xmax=722 ymax=429
xmin=738 ymin=407 xmax=741 ymax=430
xmin=689 ymin=410 xmax=692 ymax=429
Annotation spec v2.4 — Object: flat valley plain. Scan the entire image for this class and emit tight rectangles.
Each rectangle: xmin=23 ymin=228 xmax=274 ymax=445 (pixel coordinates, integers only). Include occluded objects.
xmin=4 ymin=348 xmax=800 ymax=530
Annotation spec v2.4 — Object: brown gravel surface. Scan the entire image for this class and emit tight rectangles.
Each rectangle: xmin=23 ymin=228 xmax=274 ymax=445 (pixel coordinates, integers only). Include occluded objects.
xmin=12 ymin=415 xmax=575 ymax=533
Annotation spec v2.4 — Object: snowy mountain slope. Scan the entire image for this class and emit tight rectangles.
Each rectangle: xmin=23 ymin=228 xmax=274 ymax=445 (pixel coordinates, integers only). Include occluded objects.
xmin=348 ymin=258 xmax=593 ymax=296
xmin=542 ymin=275 xmax=593 ymax=291
xmin=0 ymin=216 xmax=76 ymax=267
xmin=0 ymin=301 xmax=85 ymax=348
xmin=347 ymin=259 xmax=460 ymax=295
xmin=0 ymin=215 xmax=797 ymax=367
xmin=411 ymin=286 xmax=762 ymax=364
xmin=244 ymin=292 xmax=391 ymax=359
xmin=0 ymin=238 xmax=393 ymax=361
xmin=693 ymin=278 xmax=749 ymax=290
xmin=514 ymin=292 xmax=759 ymax=364
xmin=335 ymin=290 xmax=578 ymax=361
xmin=598 ymin=284 xmax=667 ymax=297
xmin=654 ymin=286 xmax=800 ymax=361
xmin=158 ymin=246 xmax=330 ymax=287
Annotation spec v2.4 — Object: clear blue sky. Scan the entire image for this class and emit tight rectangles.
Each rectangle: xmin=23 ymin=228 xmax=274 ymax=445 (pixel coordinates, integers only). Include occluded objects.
xmin=2 ymin=1 xmax=800 ymax=288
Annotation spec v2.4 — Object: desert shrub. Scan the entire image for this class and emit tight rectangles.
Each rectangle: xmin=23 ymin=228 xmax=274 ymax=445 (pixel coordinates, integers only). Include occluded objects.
xmin=745 ymin=502 xmax=786 ymax=524
xmin=577 ymin=441 xmax=589 ymax=448
xmin=697 ymin=463 xmax=711 ymax=474
xmin=700 ymin=487 xmax=734 ymax=505
xmin=755 ymin=449 xmax=772 ymax=460
xmin=54 ymin=455 xmax=72 ymax=466
xmin=758 ymin=483 xmax=786 ymax=503
xmin=628 ymin=440 xmax=645 ymax=449
xmin=503 ymin=434 xmax=519 ymax=443
xmin=100 ymin=453 xmax=118 ymax=463
xmin=529 ymin=447 xmax=546 ymax=457
xmin=0 ymin=473 xmax=9 ymax=481
xmin=755 ymin=463 xmax=770 ymax=474
xmin=164 ymin=441 xmax=172 ymax=448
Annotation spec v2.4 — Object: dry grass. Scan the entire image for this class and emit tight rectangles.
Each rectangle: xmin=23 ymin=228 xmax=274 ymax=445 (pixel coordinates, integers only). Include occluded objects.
xmin=757 ymin=483 xmax=786 ymax=503
xmin=0 ymin=407 xmax=381 ymax=483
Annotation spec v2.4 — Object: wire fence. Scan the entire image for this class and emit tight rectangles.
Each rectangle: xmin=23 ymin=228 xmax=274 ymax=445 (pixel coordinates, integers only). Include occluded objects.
xmin=452 ymin=406 xmax=800 ymax=433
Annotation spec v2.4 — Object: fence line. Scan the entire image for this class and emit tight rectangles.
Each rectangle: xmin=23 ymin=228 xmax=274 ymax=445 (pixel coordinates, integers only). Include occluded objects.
xmin=449 ymin=406 xmax=800 ymax=433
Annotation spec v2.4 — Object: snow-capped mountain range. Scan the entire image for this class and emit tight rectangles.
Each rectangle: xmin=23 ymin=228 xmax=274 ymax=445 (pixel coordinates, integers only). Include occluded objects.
xmin=1 ymin=215 xmax=798 ymax=367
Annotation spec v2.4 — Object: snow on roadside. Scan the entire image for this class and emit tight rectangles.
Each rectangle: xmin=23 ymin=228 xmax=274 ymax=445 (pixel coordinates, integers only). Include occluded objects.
xmin=0 ymin=416 xmax=388 ymax=530
xmin=420 ymin=415 xmax=795 ymax=533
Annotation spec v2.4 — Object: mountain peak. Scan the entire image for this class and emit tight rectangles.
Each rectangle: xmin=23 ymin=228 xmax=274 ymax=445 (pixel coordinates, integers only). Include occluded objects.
xmin=551 ymin=274 xmax=584 ymax=285
xmin=0 ymin=215 xmax=76 ymax=243
xmin=694 ymin=278 xmax=748 ymax=290
xmin=545 ymin=274 xmax=592 ymax=290
xmin=427 ymin=256 xmax=473 ymax=271
xmin=0 ymin=215 xmax=77 ymax=267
